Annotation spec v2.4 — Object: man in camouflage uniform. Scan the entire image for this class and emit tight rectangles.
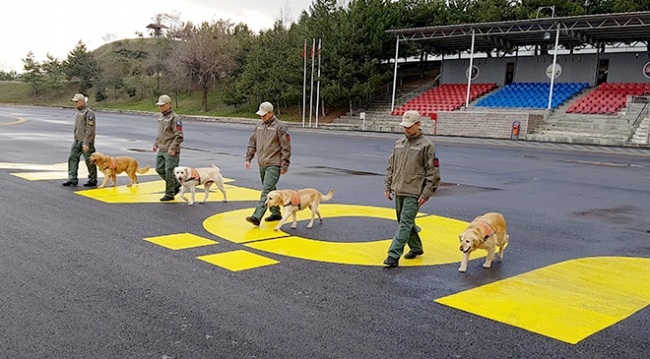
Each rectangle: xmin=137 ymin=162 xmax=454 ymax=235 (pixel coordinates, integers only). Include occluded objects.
xmin=62 ymin=94 xmax=97 ymax=187
xmin=244 ymin=101 xmax=292 ymax=226
xmin=153 ymin=95 xmax=183 ymax=201
xmin=383 ymin=110 xmax=440 ymax=267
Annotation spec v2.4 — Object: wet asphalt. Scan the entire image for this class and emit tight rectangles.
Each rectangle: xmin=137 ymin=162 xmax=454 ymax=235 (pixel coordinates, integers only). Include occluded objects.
xmin=1 ymin=106 xmax=649 ymax=358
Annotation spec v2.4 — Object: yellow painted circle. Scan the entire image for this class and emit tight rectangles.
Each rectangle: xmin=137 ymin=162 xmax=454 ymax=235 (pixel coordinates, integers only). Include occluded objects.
xmin=203 ymin=204 xmax=475 ymax=266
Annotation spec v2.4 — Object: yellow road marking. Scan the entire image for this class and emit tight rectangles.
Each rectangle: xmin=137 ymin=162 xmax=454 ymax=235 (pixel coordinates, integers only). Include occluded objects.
xmin=144 ymin=233 xmax=218 ymax=250
xmin=435 ymin=256 xmax=650 ymax=344
xmin=197 ymin=250 xmax=279 ymax=271
xmin=0 ymin=162 xmax=67 ymax=171
xmin=203 ymin=204 xmax=472 ymax=266
xmin=75 ymin=179 xmax=257 ymax=203
xmin=0 ymin=115 xmax=25 ymax=126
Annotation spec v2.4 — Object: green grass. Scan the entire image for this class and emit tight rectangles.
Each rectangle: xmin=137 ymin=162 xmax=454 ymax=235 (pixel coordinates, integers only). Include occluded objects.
xmin=0 ymin=81 xmax=309 ymax=122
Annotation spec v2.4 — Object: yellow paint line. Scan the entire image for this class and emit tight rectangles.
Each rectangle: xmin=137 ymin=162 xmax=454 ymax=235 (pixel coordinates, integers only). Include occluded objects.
xmin=0 ymin=116 xmax=25 ymax=126
xmin=1 ymin=162 xmax=67 ymax=171
xmin=143 ymin=233 xmax=218 ymax=250
xmin=10 ymin=168 xmax=159 ymax=181
xmin=75 ymin=180 xmax=259 ymax=203
xmin=197 ymin=250 xmax=279 ymax=271
xmin=435 ymin=256 xmax=650 ymax=344
xmin=204 ymin=204 xmax=471 ymax=266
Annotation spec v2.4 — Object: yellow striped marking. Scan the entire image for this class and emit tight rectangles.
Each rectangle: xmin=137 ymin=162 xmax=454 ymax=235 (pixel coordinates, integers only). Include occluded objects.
xmin=203 ymin=204 xmax=472 ymax=266
xmin=144 ymin=233 xmax=218 ymax=250
xmin=435 ymin=256 xmax=650 ymax=344
xmin=197 ymin=250 xmax=279 ymax=271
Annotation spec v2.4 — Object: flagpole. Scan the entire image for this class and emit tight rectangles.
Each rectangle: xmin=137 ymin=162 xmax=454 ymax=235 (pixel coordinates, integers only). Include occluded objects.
xmin=315 ymin=38 xmax=322 ymax=128
xmin=309 ymin=38 xmax=315 ymax=127
xmin=302 ymin=39 xmax=307 ymax=127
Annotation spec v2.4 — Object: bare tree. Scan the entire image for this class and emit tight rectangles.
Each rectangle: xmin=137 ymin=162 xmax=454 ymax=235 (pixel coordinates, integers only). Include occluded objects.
xmin=168 ymin=20 xmax=239 ymax=111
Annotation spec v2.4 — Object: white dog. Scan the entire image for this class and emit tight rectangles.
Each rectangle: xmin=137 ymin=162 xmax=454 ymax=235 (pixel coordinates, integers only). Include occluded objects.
xmin=458 ymin=212 xmax=509 ymax=273
xmin=173 ymin=164 xmax=227 ymax=205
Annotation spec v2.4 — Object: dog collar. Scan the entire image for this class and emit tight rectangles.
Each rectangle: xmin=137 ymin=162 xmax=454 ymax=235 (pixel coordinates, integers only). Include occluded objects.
xmin=477 ymin=220 xmax=495 ymax=241
xmin=284 ymin=190 xmax=301 ymax=209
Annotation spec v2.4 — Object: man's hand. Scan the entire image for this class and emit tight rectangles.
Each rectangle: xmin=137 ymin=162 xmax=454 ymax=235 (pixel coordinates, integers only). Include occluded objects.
xmin=82 ymin=145 xmax=89 ymax=152
xmin=417 ymin=197 xmax=427 ymax=207
xmin=168 ymin=149 xmax=175 ymax=156
xmin=280 ymin=169 xmax=287 ymax=175
xmin=244 ymin=161 xmax=250 ymax=170
xmin=384 ymin=191 xmax=392 ymax=201
xmin=153 ymin=146 xmax=158 ymax=152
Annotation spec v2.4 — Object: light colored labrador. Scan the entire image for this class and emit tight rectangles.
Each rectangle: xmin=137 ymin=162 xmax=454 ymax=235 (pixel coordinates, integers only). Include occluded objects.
xmin=458 ymin=212 xmax=509 ymax=273
xmin=264 ymin=188 xmax=334 ymax=231
xmin=173 ymin=164 xmax=227 ymax=205
xmin=89 ymin=152 xmax=150 ymax=188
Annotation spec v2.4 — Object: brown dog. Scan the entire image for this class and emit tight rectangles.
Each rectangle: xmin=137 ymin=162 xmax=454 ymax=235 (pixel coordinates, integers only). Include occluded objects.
xmin=89 ymin=152 xmax=150 ymax=188
xmin=264 ymin=188 xmax=334 ymax=231
xmin=458 ymin=212 xmax=509 ymax=273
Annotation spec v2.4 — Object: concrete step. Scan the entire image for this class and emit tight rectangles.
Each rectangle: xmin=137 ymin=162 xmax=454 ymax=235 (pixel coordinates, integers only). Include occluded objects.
xmin=535 ymin=122 xmax=630 ymax=131
xmin=526 ymin=133 xmax=627 ymax=146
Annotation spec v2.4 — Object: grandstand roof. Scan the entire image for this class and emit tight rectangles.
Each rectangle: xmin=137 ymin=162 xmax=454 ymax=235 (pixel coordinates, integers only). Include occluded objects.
xmin=387 ymin=11 xmax=650 ymax=54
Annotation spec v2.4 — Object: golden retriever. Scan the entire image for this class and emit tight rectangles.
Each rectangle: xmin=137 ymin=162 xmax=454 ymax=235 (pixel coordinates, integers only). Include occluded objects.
xmin=458 ymin=212 xmax=509 ymax=273
xmin=89 ymin=152 xmax=150 ymax=188
xmin=264 ymin=188 xmax=334 ymax=231
xmin=173 ymin=164 xmax=227 ymax=205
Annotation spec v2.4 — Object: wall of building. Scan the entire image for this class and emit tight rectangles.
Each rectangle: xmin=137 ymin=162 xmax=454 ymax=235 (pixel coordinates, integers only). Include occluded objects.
xmin=601 ymin=52 xmax=650 ymax=84
xmin=435 ymin=111 xmax=543 ymax=139
xmin=439 ymin=51 xmax=650 ymax=87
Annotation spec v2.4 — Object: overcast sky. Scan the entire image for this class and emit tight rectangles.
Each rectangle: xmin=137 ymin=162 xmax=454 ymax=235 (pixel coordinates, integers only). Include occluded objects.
xmin=0 ymin=0 xmax=314 ymax=73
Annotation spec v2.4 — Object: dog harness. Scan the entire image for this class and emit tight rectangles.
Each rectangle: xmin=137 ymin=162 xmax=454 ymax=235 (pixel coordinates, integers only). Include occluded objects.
xmin=284 ymin=190 xmax=301 ymax=209
xmin=102 ymin=158 xmax=117 ymax=171
xmin=180 ymin=168 xmax=201 ymax=184
xmin=477 ymin=220 xmax=495 ymax=242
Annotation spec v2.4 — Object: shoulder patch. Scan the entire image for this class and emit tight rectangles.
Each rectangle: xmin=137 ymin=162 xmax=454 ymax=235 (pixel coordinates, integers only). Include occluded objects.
xmin=284 ymin=128 xmax=290 ymax=141
xmin=87 ymin=113 xmax=95 ymax=126
xmin=433 ymin=151 xmax=439 ymax=167
xmin=175 ymin=119 xmax=182 ymax=131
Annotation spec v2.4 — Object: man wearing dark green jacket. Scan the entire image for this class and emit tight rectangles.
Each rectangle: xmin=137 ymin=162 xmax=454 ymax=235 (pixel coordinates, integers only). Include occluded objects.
xmin=383 ymin=110 xmax=440 ymax=267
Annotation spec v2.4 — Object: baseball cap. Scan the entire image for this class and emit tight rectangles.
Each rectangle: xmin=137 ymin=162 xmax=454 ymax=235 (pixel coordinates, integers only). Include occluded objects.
xmin=255 ymin=101 xmax=274 ymax=116
xmin=71 ymin=94 xmax=85 ymax=102
xmin=399 ymin=110 xmax=421 ymax=127
xmin=156 ymin=94 xmax=172 ymax=105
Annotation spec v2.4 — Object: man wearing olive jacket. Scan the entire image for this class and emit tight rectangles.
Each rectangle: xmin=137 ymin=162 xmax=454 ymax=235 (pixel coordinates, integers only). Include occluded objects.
xmin=383 ymin=110 xmax=440 ymax=267
xmin=244 ymin=101 xmax=292 ymax=226
xmin=62 ymin=93 xmax=97 ymax=187
xmin=153 ymin=95 xmax=183 ymax=201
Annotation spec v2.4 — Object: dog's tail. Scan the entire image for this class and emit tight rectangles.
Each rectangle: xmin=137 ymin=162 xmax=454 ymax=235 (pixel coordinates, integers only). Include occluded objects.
xmin=210 ymin=163 xmax=221 ymax=173
xmin=137 ymin=165 xmax=151 ymax=174
xmin=321 ymin=188 xmax=334 ymax=202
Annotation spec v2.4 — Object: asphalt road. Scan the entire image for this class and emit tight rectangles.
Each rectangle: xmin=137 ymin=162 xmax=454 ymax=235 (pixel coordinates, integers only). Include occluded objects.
xmin=1 ymin=106 xmax=650 ymax=359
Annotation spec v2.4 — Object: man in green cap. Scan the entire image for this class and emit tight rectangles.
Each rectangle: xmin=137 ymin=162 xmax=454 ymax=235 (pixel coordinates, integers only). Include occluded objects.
xmin=153 ymin=94 xmax=183 ymax=201
xmin=244 ymin=101 xmax=292 ymax=226
xmin=62 ymin=94 xmax=97 ymax=187
xmin=383 ymin=110 xmax=440 ymax=267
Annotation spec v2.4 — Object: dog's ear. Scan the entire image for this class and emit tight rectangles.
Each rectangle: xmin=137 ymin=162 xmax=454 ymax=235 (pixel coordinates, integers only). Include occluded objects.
xmin=458 ymin=234 xmax=462 ymax=241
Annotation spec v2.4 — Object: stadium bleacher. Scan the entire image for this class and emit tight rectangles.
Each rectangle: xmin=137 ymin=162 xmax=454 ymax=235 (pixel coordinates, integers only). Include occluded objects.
xmin=566 ymin=82 xmax=650 ymax=115
xmin=391 ymin=83 xmax=496 ymax=118
xmin=475 ymin=82 xmax=589 ymax=110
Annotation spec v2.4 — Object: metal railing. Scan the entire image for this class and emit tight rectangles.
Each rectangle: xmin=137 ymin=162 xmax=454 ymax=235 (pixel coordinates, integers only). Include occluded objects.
xmin=627 ymin=100 xmax=649 ymax=144
xmin=393 ymin=74 xmax=441 ymax=109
